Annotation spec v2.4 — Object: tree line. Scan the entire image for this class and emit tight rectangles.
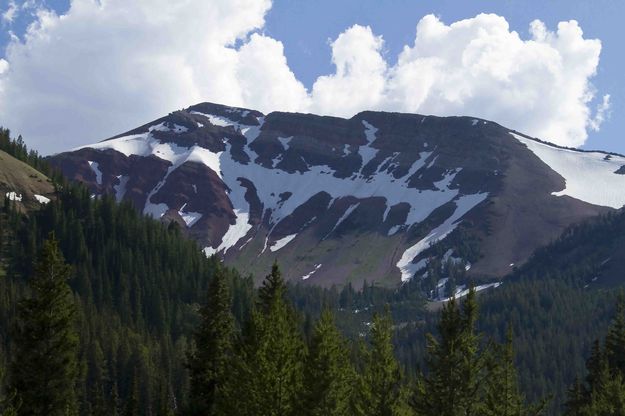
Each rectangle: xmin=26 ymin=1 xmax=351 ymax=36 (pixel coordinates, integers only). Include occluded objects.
xmin=3 ymin=235 xmax=548 ymax=415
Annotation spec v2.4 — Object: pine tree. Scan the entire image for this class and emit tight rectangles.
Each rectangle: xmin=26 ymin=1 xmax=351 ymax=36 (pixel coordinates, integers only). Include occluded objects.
xmin=584 ymin=362 xmax=625 ymax=415
xmin=353 ymin=309 xmax=407 ymax=416
xmin=410 ymin=288 xmax=546 ymax=415
xmin=257 ymin=260 xmax=285 ymax=312
xmin=411 ymin=289 xmax=486 ymax=415
xmin=187 ymin=266 xmax=235 ymax=415
xmin=223 ymin=262 xmax=305 ymax=416
xmin=566 ymin=297 xmax=625 ymax=414
xmin=10 ymin=236 xmax=79 ymax=416
xmin=302 ymin=310 xmax=354 ymax=416
xmin=605 ymin=295 xmax=625 ymax=374
xmin=482 ymin=327 xmax=543 ymax=416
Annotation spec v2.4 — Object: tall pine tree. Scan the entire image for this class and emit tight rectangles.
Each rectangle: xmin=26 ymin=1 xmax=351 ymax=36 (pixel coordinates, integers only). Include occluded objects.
xmin=566 ymin=296 xmax=625 ymax=415
xmin=10 ymin=236 xmax=79 ymax=416
xmin=187 ymin=265 xmax=235 ymax=415
xmin=413 ymin=289 xmax=544 ymax=416
xmin=353 ymin=309 xmax=407 ymax=416
xmin=222 ymin=262 xmax=305 ymax=416
xmin=482 ymin=327 xmax=544 ymax=416
xmin=411 ymin=289 xmax=486 ymax=415
xmin=302 ymin=309 xmax=355 ymax=416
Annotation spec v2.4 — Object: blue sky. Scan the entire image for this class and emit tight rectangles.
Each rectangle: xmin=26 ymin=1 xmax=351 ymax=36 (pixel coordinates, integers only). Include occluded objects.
xmin=269 ymin=0 xmax=622 ymax=153
xmin=0 ymin=0 xmax=622 ymax=154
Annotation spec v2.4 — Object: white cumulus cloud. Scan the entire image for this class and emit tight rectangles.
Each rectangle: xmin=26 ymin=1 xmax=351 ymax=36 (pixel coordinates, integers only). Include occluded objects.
xmin=309 ymin=25 xmax=387 ymax=116
xmin=0 ymin=2 xmax=609 ymax=154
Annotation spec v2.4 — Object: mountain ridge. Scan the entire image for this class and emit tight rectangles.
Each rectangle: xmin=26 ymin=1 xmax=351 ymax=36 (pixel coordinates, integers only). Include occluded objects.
xmin=49 ymin=102 xmax=623 ymax=289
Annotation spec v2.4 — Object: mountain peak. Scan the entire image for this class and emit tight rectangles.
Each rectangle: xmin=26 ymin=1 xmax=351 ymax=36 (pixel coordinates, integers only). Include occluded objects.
xmin=50 ymin=103 xmax=623 ymax=288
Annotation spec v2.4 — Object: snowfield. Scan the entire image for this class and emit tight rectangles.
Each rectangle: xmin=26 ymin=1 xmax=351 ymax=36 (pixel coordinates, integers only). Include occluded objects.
xmin=396 ymin=193 xmax=488 ymax=282
xmin=78 ymin=112 xmax=493 ymax=279
xmin=270 ymin=234 xmax=297 ymax=252
xmin=113 ymin=176 xmax=129 ymax=203
xmin=88 ymin=161 xmax=103 ymax=185
xmin=84 ymin=114 xmax=479 ymax=261
xmin=302 ymin=264 xmax=322 ymax=280
xmin=512 ymin=133 xmax=625 ymax=209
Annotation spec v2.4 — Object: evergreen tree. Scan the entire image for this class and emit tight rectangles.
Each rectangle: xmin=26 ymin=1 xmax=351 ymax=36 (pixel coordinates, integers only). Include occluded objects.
xmin=257 ymin=260 xmax=285 ymax=312
xmin=566 ymin=297 xmax=625 ymax=415
xmin=565 ymin=379 xmax=586 ymax=416
xmin=353 ymin=309 xmax=407 ymax=416
xmin=411 ymin=289 xmax=486 ymax=415
xmin=581 ymin=363 xmax=625 ymax=415
xmin=411 ymin=289 xmax=543 ymax=415
xmin=9 ymin=236 xmax=79 ymax=416
xmin=187 ymin=266 xmax=235 ymax=415
xmin=605 ymin=295 xmax=625 ymax=374
xmin=223 ymin=263 xmax=305 ymax=416
xmin=302 ymin=309 xmax=354 ymax=416
xmin=482 ymin=327 xmax=543 ymax=416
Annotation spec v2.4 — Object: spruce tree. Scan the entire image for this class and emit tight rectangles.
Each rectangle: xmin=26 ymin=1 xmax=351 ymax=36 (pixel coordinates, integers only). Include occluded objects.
xmin=257 ymin=260 xmax=285 ymax=312
xmin=353 ymin=309 xmax=407 ymax=416
xmin=482 ymin=327 xmax=543 ymax=416
xmin=10 ymin=236 xmax=79 ymax=416
xmin=411 ymin=289 xmax=486 ymax=415
xmin=605 ymin=295 xmax=625 ymax=374
xmin=302 ymin=310 xmax=355 ymax=416
xmin=223 ymin=262 xmax=305 ymax=416
xmin=566 ymin=297 xmax=625 ymax=414
xmin=187 ymin=266 xmax=235 ymax=415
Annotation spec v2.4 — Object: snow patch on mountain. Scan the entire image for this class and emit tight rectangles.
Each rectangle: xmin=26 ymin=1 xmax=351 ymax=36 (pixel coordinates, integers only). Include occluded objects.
xmin=397 ymin=192 xmax=488 ymax=282
xmin=80 ymin=117 xmax=485 ymax=266
xmin=150 ymin=122 xmax=188 ymax=133
xmin=114 ymin=175 xmax=129 ymax=203
xmin=302 ymin=264 xmax=322 ymax=280
xmin=277 ymin=136 xmax=293 ymax=151
xmin=5 ymin=191 xmax=22 ymax=201
xmin=190 ymin=112 xmax=234 ymax=128
xmin=217 ymin=209 xmax=252 ymax=254
xmin=34 ymin=194 xmax=50 ymax=204
xmin=177 ymin=203 xmax=202 ymax=228
xmin=512 ymin=133 xmax=625 ymax=209
xmin=438 ymin=282 xmax=502 ymax=302
xmin=270 ymin=234 xmax=297 ymax=252
xmin=359 ymin=120 xmax=378 ymax=171
xmin=324 ymin=202 xmax=360 ymax=239
xmin=88 ymin=161 xmax=102 ymax=185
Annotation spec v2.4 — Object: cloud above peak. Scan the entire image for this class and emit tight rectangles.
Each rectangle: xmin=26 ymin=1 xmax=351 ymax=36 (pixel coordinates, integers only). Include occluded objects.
xmin=0 ymin=1 xmax=609 ymax=154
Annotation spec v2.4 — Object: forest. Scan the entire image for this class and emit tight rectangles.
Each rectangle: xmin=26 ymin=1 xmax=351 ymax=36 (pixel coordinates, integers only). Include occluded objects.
xmin=1 ymin=129 xmax=625 ymax=415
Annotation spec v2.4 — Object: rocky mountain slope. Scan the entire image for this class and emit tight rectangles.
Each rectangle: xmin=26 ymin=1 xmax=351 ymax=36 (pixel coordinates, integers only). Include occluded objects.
xmin=48 ymin=102 xmax=625 ymax=287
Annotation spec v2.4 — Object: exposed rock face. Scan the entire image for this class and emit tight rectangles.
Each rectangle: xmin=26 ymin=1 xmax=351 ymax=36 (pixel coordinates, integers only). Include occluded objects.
xmin=49 ymin=103 xmax=625 ymax=287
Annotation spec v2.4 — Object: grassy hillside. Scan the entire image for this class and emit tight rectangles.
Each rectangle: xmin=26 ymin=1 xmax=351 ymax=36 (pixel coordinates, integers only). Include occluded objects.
xmin=0 ymin=149 xmax=55 ymax=212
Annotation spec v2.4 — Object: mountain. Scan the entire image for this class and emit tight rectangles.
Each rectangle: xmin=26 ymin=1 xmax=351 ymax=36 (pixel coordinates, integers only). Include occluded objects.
xmin=0 ymin=149 xmax=55 ymax=211
xmin=48 ymin=102 xmax=625 ymax=288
